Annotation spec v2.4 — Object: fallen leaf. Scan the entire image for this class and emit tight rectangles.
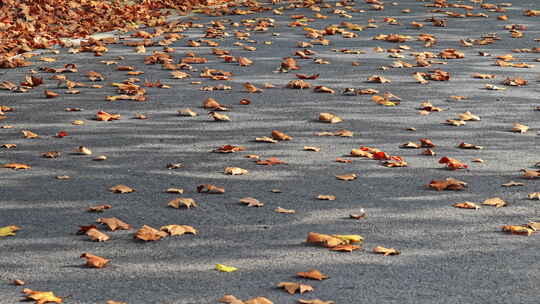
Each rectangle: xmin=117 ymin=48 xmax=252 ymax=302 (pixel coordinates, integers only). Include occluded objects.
xmin=336 ymin=173 xmax=357 ymax=181
xmin=528 ymin=192 xmax=540 ymax=200
xmin=319 ymin=113 xmax=342 ymax=123
xmin=482 ymin=197 xmax=507 ymax=207
xmin=0 ymin=225 xmax=20 ymax=237
xmin=75 ymin=146 xmax=92 ymax=155
xmin=210 ymin=112 xmax=231 ymax=121
xmin=96 ymin=111 xmax=121 ymax=121
xmin=453 ymin=201 xmax=480 ymax=209
xmin=317 ymin=195 xmax=336 ymax=201
xmin=109 ymin=184 xmax=134 ymax=193
xmin=81 ymin=253 xmax=110 ymax=268
xmin=271 ymin=130 xmax=292 ymax=141
xmin=87 ymin=205 xmax=112 ymax=212
xmin=512 ymin=123 xmax=529 ymax=133
xmin=298 ymin=299 xmax=335 ymax=304
xmin=329 ymin=244 xmax=361 ymax=252
xmin=215 ymin=264 xmax=238 ymax=272
xmin=297 ymin=269 xmax=328 ymax=280
xmin=160 ymin=225 xmax=197 ymax=236
xmin=97 ymin=217 xmax=131 ymax=231
xmin=256 ymin=157 xmax=287 ymax=165
xmin=428 ymin=178 xmax=467 ymax=191
xmin=213 ymin=145 xmax=245 ymax=153
xmin=501 ymin=225 xmax=534 ymax=236
xmin=22 ymin=130 xmax=39 ymax=139
xmin=275 ymin=207 xmax=295 ymax=214
xmin=3 ymin=163 xmax=31 ymax=170
xmin=502 ymin=180 xmax=525 ymax=187
xmin=240 ymin=197 xmax=264 ymax=207
xmin=22 ymin=289 xmax=62 ymax=304
xmin=197 ymin=184 xmax=225 ymax=194
xmin=168 ymin=198 xmax=197 ymax=209
xmin=86 ymin=228 xmax=110 ymax=242
xmin=278 ymin=282 xmax=314 ymax=295
xmin=134 ymin=225 xmax=168 ymax=241
xmin=373 ymin=246 xmax=400 ymax=256
xmin=225 ymin=167 xmax=249 ymax=175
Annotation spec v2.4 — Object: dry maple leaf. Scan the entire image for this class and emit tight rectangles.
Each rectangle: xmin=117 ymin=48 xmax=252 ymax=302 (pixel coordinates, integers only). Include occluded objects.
xmin=313 ymin=86 xmax=335 ymax=94
xmin=160 ymin=225 xmax=197 ymax=236
xmin=528 ymin=192 xmax=540 ymax=200
xmin=75 ymin=146 xmax=92 ymax=155
xmin=0 ymin=225 xmax=21 ymax=237
xmin=297 ymin=269 xmax=328 ymax=280
xmin=512 ymin=123 xmax=529 ymax=133
xmin=330 ymin=244 xmax=361 ymax=252
xmin=96 ymin=111 xmax=121 ymax=121
xmin=213 ymin=145 xmax=245 ymax=153
xmin=439 ymin=156 xmax=468 ymax=170
xmin=256 ymin=157 xmax=287 ymax=165
xmin=428 ymin=178 xmax=467 ymax=191
xmin=271 ymin=130 xmax=292 ymax=141
xmin=335 ymin=173 xmax=357 ymax=181
xmin=87 ymin=205 xmax=112 ymax=212
xmin=203 ymin=98 xmax=228 ymax=111
xmin=168 ymin=198 xmax=197 ymax=209
xmin=453 ymin=202 xmax=480 ymax=209
xmin=81 ymin=253 xmax=110 ymax=268
xmin=255 ymin=137 xmax=277 ymax=143
xmin=22 ymin=289 xmax=62 ymax=304
xmin=97 ymin=217 xmax=131 ymax=231
xmin=209 ymin=112 xmax=231 ymax=122
xmin=317 ymin=195 xmax=336 ymax=201
xmin=86 ymin=228 xmax=110 ymax=242
xmin=22 ymin=130 xmax=39 ymax=139
xmin=501 ymin=225 xmax=534 ymax=236
xmin=319 ymin=113 xmax=342 ymax=123
xmin=373 ymin=246 xmax=400 ymax=256
xmin=225 ymin=167 xmax=249 ymax=175
xmin=278 ymin=282 xmax=314 ymax=295
xmin=134 ymin=225 xmax=169 ymax=241
xmin=275 ymin=207 xmax=295 ymax=214
xmin=298 ymin=299 xmax=335 ymax=304
xmin=503 ymin=77 xmax=528 ymax=86
xmin=244 ymin=82 xmax=262 ymax=93
xmin=482 ymin=197 xmax=507 ymax=207
xmin=287 ymin=79 xmax=311 ymax=89
xmin=240 ymin=197 xmax=264 ymax=207
xmin=367 ymin=75 xmax=391 ymax=83
xmin=304 ymin=146 xmax=321 ymax=152
xmin=306 ymin=232 xmax=347 ymax=248
xmin=197 ymin=184 xmax=225 ymax=194
xmin=3 ymin=163 xmax=31 ymax=170
xmin=502 ymin=180 xmax=525 ymax=187
xmin=44 ymin=90 xmax=59 ymax=98
xmin=109 ymin=184 xmax=134 ymax=193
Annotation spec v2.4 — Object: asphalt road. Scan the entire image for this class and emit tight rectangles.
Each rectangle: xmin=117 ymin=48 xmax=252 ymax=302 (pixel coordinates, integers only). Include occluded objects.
xmin=1 ymin=0 xmax=540 ymax=303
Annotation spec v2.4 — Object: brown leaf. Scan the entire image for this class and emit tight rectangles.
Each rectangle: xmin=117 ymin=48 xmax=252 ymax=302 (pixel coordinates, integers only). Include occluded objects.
xmin=318 ymin=113 xmax=342 ymax=123
xmin=213 ymin=145 xmax=245 ymax=153
xmin=109 ymin=184 xmax=134 ymax=193
xmin=81 ymin=253 xmax=110 ymax=268
xmin=87 ymin=205 xmax=112 ymax=212
xmin=96 ymin=111 xmax=121 ymax=121
xmin=373 ymin=246 xmax=400 ymax=256
xmin=240 ymin=197 xmax=264 ymax=207
xmin=275 ymin=207 xmax=295 ymax=214
xmin=75 ymin=146 xmax=92 ymax=155
xmin=244 ymin=82 xmax=263 ymax=93
xmin=298 ymin=299 xmax=335 ymax=304
xmin=501 ymin=225 xmax=534 ymax=236
xmin=512 ymin=123 xmax=529 ymax=133
xmin=306 ymin=232 xmax=346 ymax=248
xmin=86 ymin=228 xmax=110 ymax=242
xmin=160 ymin=225 xmax=197 ymax=236
xmin=502 ymin=180 xmax=525 ymax=187
xmin=330 ymin=244 xmax=361 ymax=252
xmin=297 ymin=269 xmax=328 ymax=280
xmin=22 ymin=130 xmax=39 ymax=139
xmin=3 ymin=163 xmax=31 ymax=170
xmin=271 ymin=130 xmax=292 ymax=141
xmin=428 ymin=178 xmax=467 ymax=191
xmin=482 ymin=197 xmax=507 ymax=207
xmin=528 ymin=192 xmax=540 ymax=200
xmin=278 ymin=282 xmax=314 ymax=295
xmin=225 ymin=167 xmax=249 ymax=175
xmin=22 ymin=289 xmax=63 ymax=304
xmin=97 ymin=217 xmax=131 ymax=231
xmin=367 ymin=75 xmax=391 ymax=83
xmin=203 ymin=98 xmax=228 ymax=111
xmin=317 ymin=195 xmax=336 ymax=201
xmin=255 ymin=136 xmax=278 ymax=143
xmin=335 ymin=173 xmax=357 ymax=181
xmin=168 ymin=198 xmax=197 ymax=209
xmin=134 ymin=225 xmax=169 ymax=241
xmin=44 ymin=90 xmax=59 ymax=98
xmin=197 ymin=184 xmax=225 ymax=194
xmin=452 ymin=201 xmax=480 ymax=209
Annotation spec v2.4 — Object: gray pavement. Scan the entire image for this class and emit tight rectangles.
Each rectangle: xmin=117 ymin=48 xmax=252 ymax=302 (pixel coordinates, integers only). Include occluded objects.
xmin=1 ymin=0 xmax=540 ymax=303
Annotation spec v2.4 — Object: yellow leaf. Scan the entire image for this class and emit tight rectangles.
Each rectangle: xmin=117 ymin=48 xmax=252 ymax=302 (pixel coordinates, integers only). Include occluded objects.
xmin=334 ymin=234 xmax=364 ymax=243
xmin=0 ymin=225 xmax=20 ymax=237
xmin=216 ymin=264 xmax=238 ymax=272
xmin=22 ymin=288 xmax=63 ymax=304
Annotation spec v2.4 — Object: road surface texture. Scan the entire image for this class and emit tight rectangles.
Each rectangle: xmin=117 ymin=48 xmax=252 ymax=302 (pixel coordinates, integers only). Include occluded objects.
xmin=1 ymin=0 xmax=540 ymax=303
